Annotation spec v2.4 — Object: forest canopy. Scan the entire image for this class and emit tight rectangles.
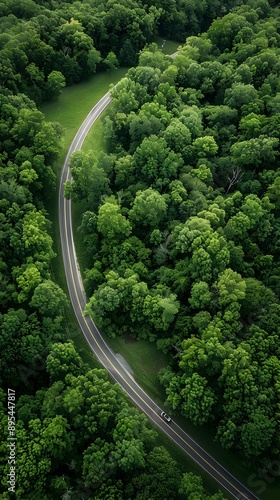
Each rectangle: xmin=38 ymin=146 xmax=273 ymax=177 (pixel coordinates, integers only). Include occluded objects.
xmin=1 ymin=0 xmax=270 ymax=102
xmin=1 ymin=0 xmax=280 ymax=498
xmin=69 ymin=0 xmax=280 ymax=469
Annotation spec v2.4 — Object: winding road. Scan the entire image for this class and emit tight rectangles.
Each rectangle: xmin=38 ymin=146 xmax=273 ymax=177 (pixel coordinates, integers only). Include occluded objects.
xmin=58 ymin=84 xmax=259 ymax=500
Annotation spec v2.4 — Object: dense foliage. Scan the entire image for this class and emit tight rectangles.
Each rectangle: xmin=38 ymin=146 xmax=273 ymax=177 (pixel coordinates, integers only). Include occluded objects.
xmin=68 ymin=0 xmax=280 ymax=470
xmin=0 ymin=0 xmax=260 ymax=103
xmin=0 ymin=89 xmax=66 ymax=390
xmin=1 ymin=0 xmax=279 ymax=498
xmin=1 ymin=342 xmax=226 ymax=499
xmin=0 ymin=90 xmax=223 ymax=495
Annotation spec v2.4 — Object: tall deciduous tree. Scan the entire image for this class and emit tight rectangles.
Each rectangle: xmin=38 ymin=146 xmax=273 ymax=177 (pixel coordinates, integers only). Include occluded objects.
xmin=30 ymin=280 xmax=66 ymax=318
xmin=46 ymin=342 xmax=85 ymax=383
xmin=129 ymin=188 xmax=167 ymax=228
xmin=97 ymin=197 xmax=132 ymax=242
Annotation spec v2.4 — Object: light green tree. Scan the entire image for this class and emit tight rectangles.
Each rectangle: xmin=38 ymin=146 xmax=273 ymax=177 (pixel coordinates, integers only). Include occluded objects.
xmin=129 ymin=188 xmax=167 ymax=228
xmin=97 ymin=198 xmax=132 ymax=241
xmin=214 ymin=269 xmax=246 ymax=307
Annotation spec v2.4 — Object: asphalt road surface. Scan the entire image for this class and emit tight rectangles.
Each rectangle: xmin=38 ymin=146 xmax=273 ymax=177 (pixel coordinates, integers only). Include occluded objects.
xmin=58 ymin=82 xmax=259 ymax=500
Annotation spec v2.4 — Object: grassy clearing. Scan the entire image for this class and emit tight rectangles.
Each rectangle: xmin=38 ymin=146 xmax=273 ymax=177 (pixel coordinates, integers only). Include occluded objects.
xmin=155 ymin=36 xmax=182 ymax=55
xmin=40 ymin=68 xmax=128 ymax=160
xmin=101 ymin=332 xmax=168 ymax=405
xmin=82 ymin=108 xmax=109 ymax=155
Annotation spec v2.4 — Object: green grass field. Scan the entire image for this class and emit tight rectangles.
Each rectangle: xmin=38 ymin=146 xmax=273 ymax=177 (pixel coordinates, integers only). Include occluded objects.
xmin=81 ymin=110 xmax=108 ymax=155
xmin=101 ymin=332 xmax=168 ymax=405
xmin=41 ymin=54 xmax=280 ymax=500
xmin=41 ymin=68 xmax=128 ymax=161
xmin=155 ymin=36 xmax=182 ymax=54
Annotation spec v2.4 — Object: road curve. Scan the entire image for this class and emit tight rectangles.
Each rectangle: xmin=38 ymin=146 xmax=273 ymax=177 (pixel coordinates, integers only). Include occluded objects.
xmin=58 ymin=83 xmax=259 ymax=500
